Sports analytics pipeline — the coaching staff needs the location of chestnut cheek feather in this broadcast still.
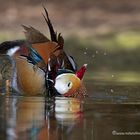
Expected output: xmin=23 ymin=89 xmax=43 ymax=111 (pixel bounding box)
xmin=63 ymin=81 xmax=81 ymax=97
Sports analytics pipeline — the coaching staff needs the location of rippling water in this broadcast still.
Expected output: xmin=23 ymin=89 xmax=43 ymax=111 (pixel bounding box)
xmin=0 ymin=81 xmax=140 ymax=140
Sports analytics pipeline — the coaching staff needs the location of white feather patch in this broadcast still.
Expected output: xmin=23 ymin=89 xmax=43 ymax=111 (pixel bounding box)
xmin=7 ymin=46 xmax=20 ymax=56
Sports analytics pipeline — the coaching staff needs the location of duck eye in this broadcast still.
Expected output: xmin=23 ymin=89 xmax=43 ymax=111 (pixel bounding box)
xmin=67 ymin=82 xmax=72 ymax=87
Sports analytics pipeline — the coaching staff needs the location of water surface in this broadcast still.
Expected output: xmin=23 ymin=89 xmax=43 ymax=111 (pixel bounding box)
xmin=0 ymin=81 xmax=140 ymax=140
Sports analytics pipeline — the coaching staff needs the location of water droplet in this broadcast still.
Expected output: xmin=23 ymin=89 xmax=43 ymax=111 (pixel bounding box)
xmin=110 ymin=89 xmax=114 ymax=93
xmin=84 ymin=52 xmax=87 ymax=55
xmin=112 ymin=75 xmax=114 ymax=78
xmin=95 ymin=50 xmax=98 ymax=54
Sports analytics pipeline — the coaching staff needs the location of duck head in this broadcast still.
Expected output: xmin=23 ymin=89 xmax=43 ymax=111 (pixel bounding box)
xmin=54 ymin=64 xmax=87 ymax=97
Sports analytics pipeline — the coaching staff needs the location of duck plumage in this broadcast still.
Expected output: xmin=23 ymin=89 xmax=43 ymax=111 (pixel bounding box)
xmin=0 ymin=7 xmax=87 ymax=98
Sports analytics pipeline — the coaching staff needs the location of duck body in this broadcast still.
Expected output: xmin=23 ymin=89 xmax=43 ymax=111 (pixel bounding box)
xmin=0 ymin=8 xmax=87 ymax=98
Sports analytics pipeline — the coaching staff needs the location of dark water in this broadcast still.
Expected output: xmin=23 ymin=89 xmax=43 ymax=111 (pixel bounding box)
xmin=0 ymin=82 xmax=140 ymax=140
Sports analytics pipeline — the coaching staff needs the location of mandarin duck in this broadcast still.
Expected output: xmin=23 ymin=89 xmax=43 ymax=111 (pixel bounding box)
xmin=0 ymin=8 xmax=87 ymax=98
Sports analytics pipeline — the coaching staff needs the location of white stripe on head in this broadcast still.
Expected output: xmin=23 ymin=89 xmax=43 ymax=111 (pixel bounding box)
xmin=54 ymin=74 xmax=75 ymax=95
xmin=7 ymin=46 xmax=20 ymax=56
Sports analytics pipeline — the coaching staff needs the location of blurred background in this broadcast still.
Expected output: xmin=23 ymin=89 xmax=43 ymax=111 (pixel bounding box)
xmin=0 ymin=0 xmax=140 ymax=83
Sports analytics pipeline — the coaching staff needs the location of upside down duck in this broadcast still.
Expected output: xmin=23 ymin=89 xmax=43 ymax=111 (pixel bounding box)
xmin=0 ymin=8 xmax=87 ymax=98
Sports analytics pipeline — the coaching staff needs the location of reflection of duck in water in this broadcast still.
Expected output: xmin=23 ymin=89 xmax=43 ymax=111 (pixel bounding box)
xmin=5 ymin=94 xmax=83 ymax=139
xmin=5 ymin=96 xmax=46 ymax=140
xmin=0 ymin=7 xmax=87 ymax=97
xmin=37 ymin=97 xmax=83 ymax=140
xmin=6 ymin=97 xmax=83 ymax=140
xmin=55 ymin=97 xmax=83 ymax=123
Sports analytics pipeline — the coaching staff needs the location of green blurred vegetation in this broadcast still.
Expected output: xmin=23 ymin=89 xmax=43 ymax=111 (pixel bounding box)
xmin=65 ymin=30 xmax=140 ymax=72
xmin=86 ymin=71 xmax=140 ymax=85
xmin=0 ymin=31 xmax=23 ymax=42
xmin=0 ymin=30 xmax=140 ymax=73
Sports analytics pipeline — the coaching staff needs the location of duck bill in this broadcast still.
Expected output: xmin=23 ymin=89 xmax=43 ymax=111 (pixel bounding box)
xmin=75 ymin=64 xmax=87 ymax=80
